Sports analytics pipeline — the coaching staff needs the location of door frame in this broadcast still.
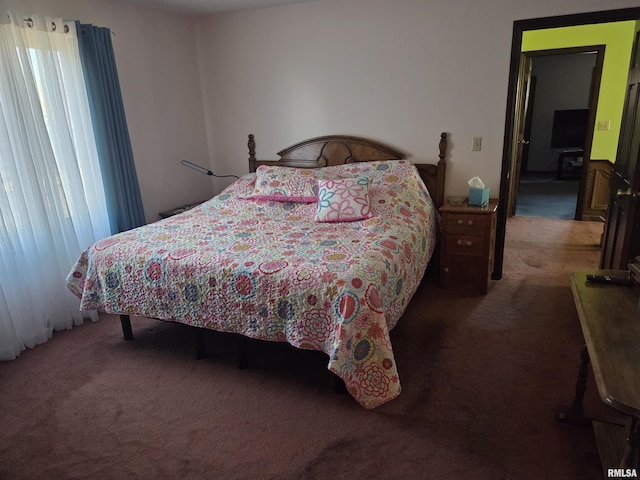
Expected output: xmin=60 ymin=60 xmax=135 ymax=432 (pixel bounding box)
xmin=509 ymin=46 xmax=604 ymax=219
xmin=494 ymin=6 xmax=640 ymax=280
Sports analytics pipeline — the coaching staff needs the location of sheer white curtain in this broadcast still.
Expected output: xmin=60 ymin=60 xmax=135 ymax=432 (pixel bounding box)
xmin=0 ymin=12 xmax=111 ymax=360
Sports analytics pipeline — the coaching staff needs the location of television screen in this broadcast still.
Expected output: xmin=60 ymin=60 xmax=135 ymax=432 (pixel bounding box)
xmin=550 ymin=109 xmax=589 ymax=149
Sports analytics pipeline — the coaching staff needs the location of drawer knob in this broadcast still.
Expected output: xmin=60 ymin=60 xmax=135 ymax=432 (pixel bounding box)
xmin=456 ymin=239 xmax=473 ymax=246
xmin=457 ymin=219 xmax=463 ymax=224
xmin=467 ymin=220 xmax=474 ymax=225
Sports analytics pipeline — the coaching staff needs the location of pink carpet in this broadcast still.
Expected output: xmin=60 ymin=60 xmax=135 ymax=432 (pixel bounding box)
xmin=0 ymin=217 xmax=612 ymax=479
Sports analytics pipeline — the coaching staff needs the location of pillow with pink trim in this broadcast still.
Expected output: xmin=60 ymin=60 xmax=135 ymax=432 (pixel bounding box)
xmin=314 ymin=177 xmax=371 ymax=222
xmin=244 ymin=165 xmax=318 ymax=202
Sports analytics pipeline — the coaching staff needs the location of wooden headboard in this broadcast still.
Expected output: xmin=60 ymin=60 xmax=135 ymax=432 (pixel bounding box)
xmin=248 ymin=133 xmax=447 ymax=208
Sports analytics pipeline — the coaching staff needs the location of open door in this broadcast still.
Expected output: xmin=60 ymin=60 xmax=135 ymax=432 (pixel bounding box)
xmin=495 ymin=7 xmax=640 ymax=282
xmin=507 ymin=55 xmax=533 ymax=216
xmin=507 ymin=47 xmax=602 ymax=220
xmin=601 ymin=30 xmax=640 ymax=269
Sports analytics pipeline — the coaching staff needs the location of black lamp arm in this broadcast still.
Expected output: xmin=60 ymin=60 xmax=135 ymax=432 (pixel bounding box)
xmin=181 ymin=160 xmax=239 ymax=179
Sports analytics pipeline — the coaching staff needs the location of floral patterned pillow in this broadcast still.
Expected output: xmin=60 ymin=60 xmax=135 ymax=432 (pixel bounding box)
xmin=314 ymin=177 xmax=371 ymax=222
xmin=244 ymin=165 xmax=318 ymax=202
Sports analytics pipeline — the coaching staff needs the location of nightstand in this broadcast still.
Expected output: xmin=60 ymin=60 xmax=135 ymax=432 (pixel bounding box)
xmin=158 ymin=201 xmax=205 ymax=219
xmin=439 ymin=198 xmax=498 ymax=295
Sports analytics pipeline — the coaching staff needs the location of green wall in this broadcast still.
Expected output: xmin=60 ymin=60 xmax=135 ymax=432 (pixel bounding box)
xmin=522 ymin=22 xmax=636 ymax=163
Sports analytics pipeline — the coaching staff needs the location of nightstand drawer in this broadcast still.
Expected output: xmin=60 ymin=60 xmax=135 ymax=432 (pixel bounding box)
xmin=445 ymin=235 xmax=485 ymax=256
xmin=446 ymin=214 xmax=488 ymax=235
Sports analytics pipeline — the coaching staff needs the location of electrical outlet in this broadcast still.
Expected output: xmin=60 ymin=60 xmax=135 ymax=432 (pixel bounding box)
xmin=597 ymin=120 xmax=611 ymax=131
xmin=472 ymin=137 xmax=482 ymax=152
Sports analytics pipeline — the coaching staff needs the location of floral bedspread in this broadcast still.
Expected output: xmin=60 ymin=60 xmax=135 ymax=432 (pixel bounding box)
xmin=67 ymin=160 xmax=437 ymax=408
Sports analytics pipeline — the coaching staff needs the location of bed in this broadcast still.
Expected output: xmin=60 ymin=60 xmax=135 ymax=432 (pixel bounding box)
xmin=66 ymin=133 xmax=447 ymax=409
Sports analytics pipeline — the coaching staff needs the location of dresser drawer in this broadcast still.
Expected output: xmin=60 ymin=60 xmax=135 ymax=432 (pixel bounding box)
xmin=445 ymin=234 xmax=486 ymax=256
xmin=446 ymin=214 xmax=488 ymax=235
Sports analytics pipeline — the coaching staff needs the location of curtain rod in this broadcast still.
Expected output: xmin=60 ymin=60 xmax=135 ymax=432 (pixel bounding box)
xmin=18 ymin=16 xmax=116 ymax=37
xmin=23 ymin=17 xmax=70 ymax=33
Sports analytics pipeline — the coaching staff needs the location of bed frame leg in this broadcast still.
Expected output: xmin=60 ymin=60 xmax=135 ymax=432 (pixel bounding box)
xmin=195 ymin=329 xmax=207 ymax=360
xmin=334 ymin=374 xmax=346 ymax=394
xmin=120 ymin=314 xmax=133 ymax=340
xmin=237 ymin=336 xmax=248 ymax=370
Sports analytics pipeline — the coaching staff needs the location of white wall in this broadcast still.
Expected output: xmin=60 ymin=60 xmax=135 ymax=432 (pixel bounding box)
xmin=195 ymin=0 xmax=640 ymax=198
xmin=1 ymin=0 xmax=213 ymax=222
xmin=4 ymin=0 xmax=640 ymax=212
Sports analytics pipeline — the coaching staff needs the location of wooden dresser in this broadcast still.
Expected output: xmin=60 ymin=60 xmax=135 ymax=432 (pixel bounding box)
xmin=562 ymin=271 xmax=640 ymax=476
xmin=439 ymin=199 xmax=498 ymax=295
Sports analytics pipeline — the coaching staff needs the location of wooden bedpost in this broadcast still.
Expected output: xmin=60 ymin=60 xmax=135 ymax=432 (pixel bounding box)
xmin=248 ymin=134 xmax=257 ymax=173
xmin=436 ymin=132 xmax=447 ymax=207
xmin=414 ymin=132 xmax=447 ymax=209
xmin=439 ymin=132 xmax=447 ymax=165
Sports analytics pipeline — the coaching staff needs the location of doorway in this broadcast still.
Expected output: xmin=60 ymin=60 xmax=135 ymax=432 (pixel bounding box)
xmin=515 ymin=50 xmax=599 ymax=220
xmin=494 ymin=7 xmax=640 ymax=280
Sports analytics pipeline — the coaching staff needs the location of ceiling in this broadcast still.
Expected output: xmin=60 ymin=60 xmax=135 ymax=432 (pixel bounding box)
xmin=121 ymin=0 xmax=316 ymax=15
